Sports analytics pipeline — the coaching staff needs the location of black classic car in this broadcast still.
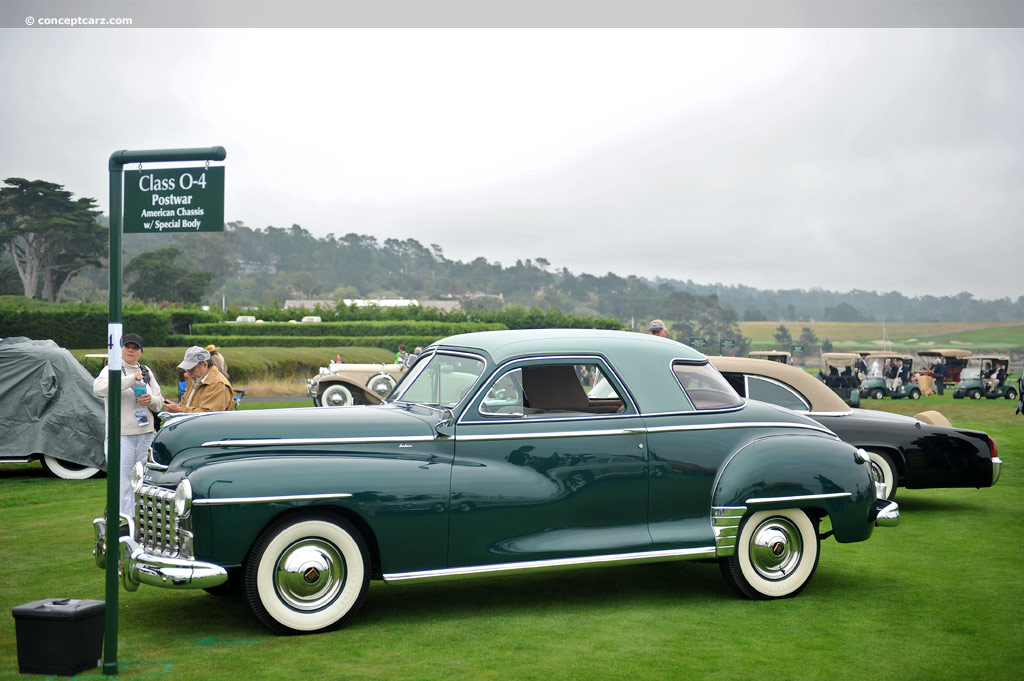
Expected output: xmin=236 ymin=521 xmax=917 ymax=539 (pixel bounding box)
xmin=709 ymin=356 xmax=1001 ymax=500
xmin=95 ymin=330 xmax=898 ymax=635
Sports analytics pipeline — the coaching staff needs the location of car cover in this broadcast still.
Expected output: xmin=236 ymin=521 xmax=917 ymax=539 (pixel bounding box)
xmin=0 ymin=337 xmax=106 ymax=470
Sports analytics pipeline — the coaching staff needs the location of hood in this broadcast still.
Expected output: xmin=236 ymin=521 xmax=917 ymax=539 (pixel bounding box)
xmin=151 ymin=403 xmax=441 ymax=466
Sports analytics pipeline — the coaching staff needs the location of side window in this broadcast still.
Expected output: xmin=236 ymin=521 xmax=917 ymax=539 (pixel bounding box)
xmin=747 ymin=375 xmax=810 ymax=412
xmin=672 ymin=362 xmax=743 ymax=410
xmin=479 ymin=363 xmax=626 ymax=417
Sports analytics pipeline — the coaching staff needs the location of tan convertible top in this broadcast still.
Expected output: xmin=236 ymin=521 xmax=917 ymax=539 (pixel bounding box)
xmin=709 ymin=355 xmax=850 ymax=413
xmin=918 ymin=349 xmax=973 ymax=359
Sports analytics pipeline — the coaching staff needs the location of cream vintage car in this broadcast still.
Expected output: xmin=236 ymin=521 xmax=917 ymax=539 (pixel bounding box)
xmin=307 ymin=359 xmax=407 ymax=407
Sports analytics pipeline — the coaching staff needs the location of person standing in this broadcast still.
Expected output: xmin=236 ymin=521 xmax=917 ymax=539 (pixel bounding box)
xmin=932 ymin=358 xmax=947 ymax=396
xmin=205 ymin=343 xmax=229 ymax=380
xmin=164 ymin=346 xmax=235 ymax=413
xmin=92 ymin=333 xmax=165 ymax=518
xmin=649 ymin=319 xmax=667 ymax=337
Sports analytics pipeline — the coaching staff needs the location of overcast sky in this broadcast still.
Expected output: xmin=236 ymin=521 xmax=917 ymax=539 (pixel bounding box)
xmin=1 ymin=23 xmax=1021 ymax=300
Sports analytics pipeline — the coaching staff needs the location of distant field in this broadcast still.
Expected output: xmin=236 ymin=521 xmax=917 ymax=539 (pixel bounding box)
xmin=740 ymin=321 xmax=1024 ymax=351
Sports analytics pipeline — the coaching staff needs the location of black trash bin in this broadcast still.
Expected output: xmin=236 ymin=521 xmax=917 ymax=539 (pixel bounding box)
xmin=11 ymin=598 xmax=104 ymax=676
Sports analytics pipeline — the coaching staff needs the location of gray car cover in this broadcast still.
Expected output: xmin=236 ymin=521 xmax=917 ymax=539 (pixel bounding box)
xmin=0 ymin=337 xmax=106 ymax=470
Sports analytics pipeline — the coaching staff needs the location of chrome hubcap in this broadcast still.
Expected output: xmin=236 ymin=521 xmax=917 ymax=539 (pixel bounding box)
xmin=274 ymin=539 xmax=346 ymax=611
xmin=749 ymin=517 xmax=802 ymax=581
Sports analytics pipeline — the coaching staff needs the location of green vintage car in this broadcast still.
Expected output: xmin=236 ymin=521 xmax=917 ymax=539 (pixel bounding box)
xmin=94 ymin=329 xmax=898 ymax=635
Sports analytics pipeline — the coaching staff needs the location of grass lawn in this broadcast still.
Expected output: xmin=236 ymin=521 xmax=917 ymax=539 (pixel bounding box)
xmin=1 ymin=398 xmax=1021 ymax=680
xmin=740 ymin=320 xmax=1024 ymax=351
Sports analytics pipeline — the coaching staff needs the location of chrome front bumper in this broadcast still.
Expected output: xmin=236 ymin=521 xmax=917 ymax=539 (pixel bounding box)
xmin=993 ymin=456 xmax=1002 ymax=486
xmin=93 ymin=516 xmax=228 ymax=591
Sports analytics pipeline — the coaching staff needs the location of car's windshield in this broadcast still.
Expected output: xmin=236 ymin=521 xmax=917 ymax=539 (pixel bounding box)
xmin=391 ymin=352 xmax=485 ymax=408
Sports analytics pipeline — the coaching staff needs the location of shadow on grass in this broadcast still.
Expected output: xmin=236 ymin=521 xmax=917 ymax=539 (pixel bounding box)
xmin=894 ymin=495 xmax=981 ymax=512
xmin=358 ymin=560 xmax=729 ymax=624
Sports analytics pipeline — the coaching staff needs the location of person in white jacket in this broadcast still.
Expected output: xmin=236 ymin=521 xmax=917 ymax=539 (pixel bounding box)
xmin=92 ymin=333 xmax=165 ymax=518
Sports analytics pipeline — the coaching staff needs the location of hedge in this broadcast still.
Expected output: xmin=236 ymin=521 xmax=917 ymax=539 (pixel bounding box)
xmin=189 ymin=320 xmax=507 ymax=337
xmin=167 ymin=334 xmax=443 ymax=352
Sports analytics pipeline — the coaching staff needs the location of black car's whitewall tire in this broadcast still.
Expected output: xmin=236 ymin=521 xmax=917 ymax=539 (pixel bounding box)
xmin=721 ymin=509 xmax=819 ymax=599
xmin=245 ymin=514 xmax=370 ymax=635
xmin=866 ymin=451 xmax=897 ymax=500
xmin=41 ymin=455 xmax=101 ymax=480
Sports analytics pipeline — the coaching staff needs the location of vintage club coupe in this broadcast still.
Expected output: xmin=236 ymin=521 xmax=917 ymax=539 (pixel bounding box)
xmin=94 ymin=330 xmax=898 ymax=634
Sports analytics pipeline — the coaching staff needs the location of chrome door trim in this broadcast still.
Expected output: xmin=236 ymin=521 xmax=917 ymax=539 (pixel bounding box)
xmin=193 ymin=492 xmax=353 ymax=506
xmin=383 ymin=546 xmax=718 ymax=582
xmin=201 ymin=435 xmax=438 ymax=448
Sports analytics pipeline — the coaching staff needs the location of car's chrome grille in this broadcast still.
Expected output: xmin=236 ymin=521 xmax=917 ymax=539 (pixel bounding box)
xmin=134 ymin=483 xmax=189 ymax=559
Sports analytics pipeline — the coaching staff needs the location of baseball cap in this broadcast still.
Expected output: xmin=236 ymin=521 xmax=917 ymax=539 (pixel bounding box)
xmin=121 ymin=333 xmax=144 ymax=349
xmin=649 ymin=319 xmax=666 ymax=332
xmin=178 ymin=345 xmax=211 ymax=370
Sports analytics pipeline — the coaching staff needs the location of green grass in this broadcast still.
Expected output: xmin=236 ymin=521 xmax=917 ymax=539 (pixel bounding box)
xmin=741 ymin=321 xmax=1024 ymax=350
xmin=2 ymin=400 xmax=1021 ymax=680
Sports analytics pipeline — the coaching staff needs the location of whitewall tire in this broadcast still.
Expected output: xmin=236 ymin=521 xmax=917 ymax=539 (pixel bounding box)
xmin=721 ymin=509 xmax=820 ymax=599
xmin=866 ymin=451 xmax=897 ymax=500
xmin=244 ymin=514 xmax=370 ymax=635
xmin=41 ymin=455 xmax=102 ymax=480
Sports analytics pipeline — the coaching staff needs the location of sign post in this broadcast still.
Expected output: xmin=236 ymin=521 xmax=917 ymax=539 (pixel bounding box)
xmin=104 ymin=147 xmax=225 ymax=675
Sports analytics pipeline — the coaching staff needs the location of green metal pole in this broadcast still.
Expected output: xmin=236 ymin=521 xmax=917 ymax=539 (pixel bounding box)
xmin=103 ymin=155 xmax=123 ymax=676
xmin=102 ymin=146 xmax=225 ymax=675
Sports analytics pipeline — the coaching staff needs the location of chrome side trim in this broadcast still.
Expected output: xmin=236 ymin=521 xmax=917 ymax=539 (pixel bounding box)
xmin=646 ymin=421 xmax=833 ymax=436
xmin=712 ymin=506 xmax=746 ymax=557
xmin=146 ymin=461 xmax=169 ymax=472
xmin=455 ymin=428 xmax=644 ymax=443
xmin=745 ymin=492 xmax=853 ymax=505
xmin=808 ymin=410 xmax=855 ymax=417
xmin=201 ymin=435 xmax=436 ymax=448
xmin=383 ymin=546 xmax=718 ymax=582
xmin=193 ymin=492 xmax=353 ymax=506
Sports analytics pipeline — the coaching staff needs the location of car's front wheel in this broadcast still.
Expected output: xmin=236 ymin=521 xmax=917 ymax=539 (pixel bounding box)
xmin=720 ymin=509 xmax=819 ymax=599
xmin=871 ymin=388 xmax=885 ymax=400
xmin=244 ymin=513 xmax=370 ymax=635
xmin=320 ymin=383 xmax=354 ymax=407
xmin=41 ymin=455 xmax=102 ymax=480
xmin=1005 ymin=387 xmax=1018 ymax=401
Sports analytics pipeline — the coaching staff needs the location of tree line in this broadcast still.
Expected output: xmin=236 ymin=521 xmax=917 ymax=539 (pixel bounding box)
xmin=3 ymin=177 xmax=1022 ymax=331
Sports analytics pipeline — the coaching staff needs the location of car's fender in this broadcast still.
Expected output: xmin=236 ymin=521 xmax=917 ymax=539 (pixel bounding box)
xmin=712 ymin=433 xmax=877 ymax=543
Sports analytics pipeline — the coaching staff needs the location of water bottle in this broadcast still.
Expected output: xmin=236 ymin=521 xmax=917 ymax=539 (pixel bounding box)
xmin=133 ymin=376 xmax=147 ymax=402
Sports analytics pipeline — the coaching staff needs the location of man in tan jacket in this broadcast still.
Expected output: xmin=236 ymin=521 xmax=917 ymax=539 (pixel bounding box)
xmin=163 ymin=346 xmax=235 ymax=413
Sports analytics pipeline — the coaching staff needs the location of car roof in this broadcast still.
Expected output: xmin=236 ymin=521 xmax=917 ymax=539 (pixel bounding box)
xmin=708 ymin=355 xmax=852 ymax=413
xmin=430 ymin=329 xmax=708 ymax=413
xmin=918 ymin=348 xmax=973 ymax=358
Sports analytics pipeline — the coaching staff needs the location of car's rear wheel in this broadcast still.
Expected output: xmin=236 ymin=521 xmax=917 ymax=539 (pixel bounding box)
xmin=908 ymin=388 xmax=921 ymax=400
xmin=320 ymin=383 xmax=354 ymax=407
xmin=41 ymin=455 xmax=102 ymax=480
xmin=244 ymin=513 xmax=370 ymax=635
xmin=866 ymin=451 xmax=897 ymax=500
xmin=969 ymin=388 xmax=982 ymax=400
xmin=1005 ymin=387 xmax=1018 ymax=401
xmin=720 ymin=509 xmax=819 ymax=599
xmin=871 ymin=388 xmax=885 ymax=400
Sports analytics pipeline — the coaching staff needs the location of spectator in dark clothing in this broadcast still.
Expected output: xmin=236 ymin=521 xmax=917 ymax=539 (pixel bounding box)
xmin=932 ymin=359 xmax=947 ymax=395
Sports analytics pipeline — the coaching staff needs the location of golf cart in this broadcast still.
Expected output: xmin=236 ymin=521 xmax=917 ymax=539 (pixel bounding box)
xmin=918 ymin=349 xmax=972 ymax=387
xmin=818 ymin=352 xmax=861 ymax=407
xmin=748 ymin=350 xmax=791 ymax=364
xmin=953 ymin=355 xmax=1016 ymax=400
xmin=861 ymin=352 xmax=921 ymax=400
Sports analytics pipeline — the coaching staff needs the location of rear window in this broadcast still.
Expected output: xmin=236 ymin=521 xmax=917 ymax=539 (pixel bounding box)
xmin=672 ymin=362 xmax=744 ymax=410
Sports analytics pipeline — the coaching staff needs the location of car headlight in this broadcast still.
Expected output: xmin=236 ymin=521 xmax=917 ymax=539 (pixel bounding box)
xmin=173 ymin=478 xmax=193 ymax=518
xmin=130 ymin=461 xmax=146 ymax=492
